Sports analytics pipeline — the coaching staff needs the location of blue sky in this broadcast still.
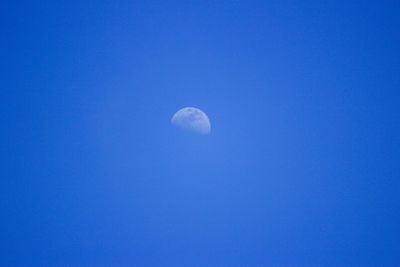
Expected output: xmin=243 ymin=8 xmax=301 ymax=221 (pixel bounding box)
xmin=1 ymin=0 xmax=400 ymax=266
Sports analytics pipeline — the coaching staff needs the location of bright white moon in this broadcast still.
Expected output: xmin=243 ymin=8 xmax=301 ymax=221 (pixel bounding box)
xmin=171 ymin=107 xmax=211 ymax=135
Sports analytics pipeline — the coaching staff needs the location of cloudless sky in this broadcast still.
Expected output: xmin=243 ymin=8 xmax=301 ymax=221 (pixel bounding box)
xmin=1 ymin=0 xmax=400 ymax=266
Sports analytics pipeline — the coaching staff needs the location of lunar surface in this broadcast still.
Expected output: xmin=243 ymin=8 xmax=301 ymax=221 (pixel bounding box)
xmin=171 ymin=107 xmax=211 ymax=134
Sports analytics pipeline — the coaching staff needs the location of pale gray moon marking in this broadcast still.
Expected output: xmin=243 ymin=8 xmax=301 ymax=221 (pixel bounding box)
xmin=171 ymin=107 xmax=211 ymax=134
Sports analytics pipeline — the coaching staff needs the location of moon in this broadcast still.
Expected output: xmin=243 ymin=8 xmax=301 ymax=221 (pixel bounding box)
xmin=171 ymin=107 xmax=211 ymax=135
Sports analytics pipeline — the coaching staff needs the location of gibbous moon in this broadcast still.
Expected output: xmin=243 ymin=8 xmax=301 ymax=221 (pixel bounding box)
xmin=171 ymin=107 xmax=211 ymax=135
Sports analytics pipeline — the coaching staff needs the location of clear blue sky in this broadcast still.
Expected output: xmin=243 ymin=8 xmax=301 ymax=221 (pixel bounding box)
xmin=1 ymin=0 xmax=400 ymax=266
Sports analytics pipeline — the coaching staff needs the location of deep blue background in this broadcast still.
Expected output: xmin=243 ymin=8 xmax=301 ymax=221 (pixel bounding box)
xmin=1 ymin=0 xmax=400 ymax=266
